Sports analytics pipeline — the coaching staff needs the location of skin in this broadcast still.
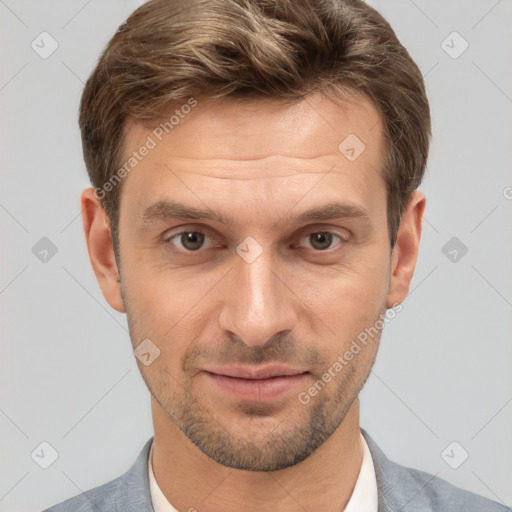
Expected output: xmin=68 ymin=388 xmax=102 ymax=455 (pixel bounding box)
xmin=82 ymin=92 xmax=425 ymax=512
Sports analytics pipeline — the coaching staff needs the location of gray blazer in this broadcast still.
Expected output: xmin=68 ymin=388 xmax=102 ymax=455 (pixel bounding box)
xmin=43 ymin=429 xmax=510 ymax=511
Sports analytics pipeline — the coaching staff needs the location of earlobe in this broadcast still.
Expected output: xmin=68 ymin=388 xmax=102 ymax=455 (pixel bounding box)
xmin=386 ymin=190 xmax=426 ymax=308
xmin=81 ymin=188 xmax=125 ymax=313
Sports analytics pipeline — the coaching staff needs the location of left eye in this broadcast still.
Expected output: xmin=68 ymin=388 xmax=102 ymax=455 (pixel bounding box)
xmin=168 ymin=231 xmax=213 ymax=251
xmin=297 ymin=232 xmax=344 ymax=251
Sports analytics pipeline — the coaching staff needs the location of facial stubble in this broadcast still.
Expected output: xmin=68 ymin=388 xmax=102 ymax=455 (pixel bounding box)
xmin=121 ymin=281 xmax=385 ymax=472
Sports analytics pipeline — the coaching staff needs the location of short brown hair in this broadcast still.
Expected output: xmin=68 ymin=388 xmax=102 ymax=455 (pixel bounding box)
xmin=79 ymin=0 xmax=431 ymax=259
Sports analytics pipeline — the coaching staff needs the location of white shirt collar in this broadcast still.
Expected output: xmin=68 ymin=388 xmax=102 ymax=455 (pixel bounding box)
xmin=344 ymin=432 xmax=379 ymax=512
xmin=148 ymin=432 xmax=378 ymax=511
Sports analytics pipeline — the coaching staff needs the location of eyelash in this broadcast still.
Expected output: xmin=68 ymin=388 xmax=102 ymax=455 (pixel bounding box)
xmin=163 ymin=228 xmax=349 ymax=253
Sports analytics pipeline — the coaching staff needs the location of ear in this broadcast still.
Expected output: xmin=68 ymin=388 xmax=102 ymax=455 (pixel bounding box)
xmin=81 ymin=188 xmax=125 ymax=313
xmin=386 ymin=190 xmax=426 ymax=308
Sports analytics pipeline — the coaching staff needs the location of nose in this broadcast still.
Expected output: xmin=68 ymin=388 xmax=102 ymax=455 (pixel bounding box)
xmin=218 ymin=244 xmax=298 ymax=347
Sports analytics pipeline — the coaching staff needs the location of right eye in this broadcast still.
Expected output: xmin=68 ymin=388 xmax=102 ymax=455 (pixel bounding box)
xmin=165 ymin=230 xmax=214 ymax=252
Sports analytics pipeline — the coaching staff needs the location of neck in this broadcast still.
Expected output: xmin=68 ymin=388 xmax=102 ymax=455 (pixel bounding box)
xmin=151 ymin=396 xmax=363 ymax=512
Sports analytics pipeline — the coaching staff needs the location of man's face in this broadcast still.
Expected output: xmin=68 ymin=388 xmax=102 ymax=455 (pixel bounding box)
xmin=116 ymin=93 xmax=392 ymax=470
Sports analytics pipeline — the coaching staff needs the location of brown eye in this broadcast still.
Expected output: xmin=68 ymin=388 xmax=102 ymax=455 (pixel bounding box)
xmin=168 ymin=231 xmax=211 ymax=251
xmin=309 ymin=232 xmax=333 ymax=250
xmin=297 ymin=231 xmax=345 ymax=251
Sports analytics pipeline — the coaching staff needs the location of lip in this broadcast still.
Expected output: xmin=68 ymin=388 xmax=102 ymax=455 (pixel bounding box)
xmin=202 ymin=364 xmax=307 ymax=380
xmin=202 ymin=365 xmax=309 ymax=402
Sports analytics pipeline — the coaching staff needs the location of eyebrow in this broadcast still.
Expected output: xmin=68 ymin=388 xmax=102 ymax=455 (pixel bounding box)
xmin=139 ymin=200 xmax=372 ymax=229
xmin=291 ymin=202 xmax=372 ymax=226
xmin=139 ymin=200 xmax=234 ymax=228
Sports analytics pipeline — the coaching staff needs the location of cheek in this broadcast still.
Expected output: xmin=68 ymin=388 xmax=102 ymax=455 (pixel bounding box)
xmin=123 ymin=271 xmax=216 ymax=359
xmin=124 ymin=254 xmax=208 ymax=315
xmin=296 ymin=256 xmax=389 ymax=325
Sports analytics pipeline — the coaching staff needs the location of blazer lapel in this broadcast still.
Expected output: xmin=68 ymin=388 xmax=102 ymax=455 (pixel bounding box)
xmin=361 ymin=429 xmax=434 ymax=512
xmin=115 ymin=437 xmax=155 ymax=512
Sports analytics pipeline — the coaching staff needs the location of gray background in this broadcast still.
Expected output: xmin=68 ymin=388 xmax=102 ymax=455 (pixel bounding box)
xmin=1 ymin=0 xmax=511 ymax=511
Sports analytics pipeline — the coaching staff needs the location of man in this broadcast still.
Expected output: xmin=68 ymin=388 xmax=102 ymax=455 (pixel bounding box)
xmin=44 ymin=0 xmax=509 ymax=511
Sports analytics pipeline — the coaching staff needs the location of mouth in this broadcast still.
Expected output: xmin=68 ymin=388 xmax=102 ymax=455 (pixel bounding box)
xmin=202 ymin=364 xmax=309 ymax=401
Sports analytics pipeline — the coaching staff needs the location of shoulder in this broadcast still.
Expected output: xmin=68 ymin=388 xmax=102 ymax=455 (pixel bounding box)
xmin=403 ymin=464 xmax=510 ymax=511
xmin=42 ymin=438 xmax=154 ymax=512
xmin=361 ymin=429 xmax=510 ymax=512
xmin=42 ymin=475 xmax=122 ymax=512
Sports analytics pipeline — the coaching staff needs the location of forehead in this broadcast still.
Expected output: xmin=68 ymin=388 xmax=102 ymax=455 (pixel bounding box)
xmin=119 ymin=93 xmax=386 ymax=216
